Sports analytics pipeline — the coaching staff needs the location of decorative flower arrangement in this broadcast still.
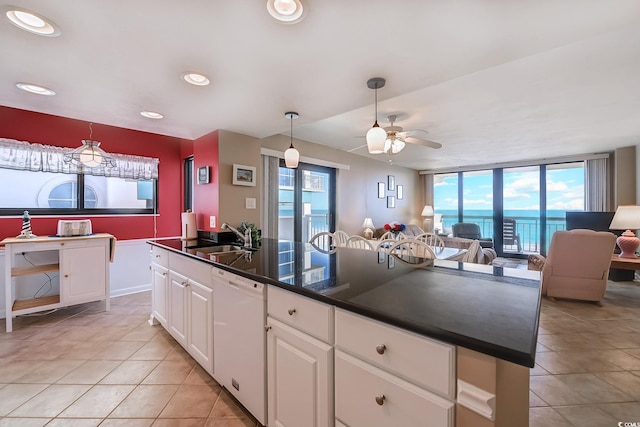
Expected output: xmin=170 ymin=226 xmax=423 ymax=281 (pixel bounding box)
xmin=383 ymin=221 xmax=406 ymax=233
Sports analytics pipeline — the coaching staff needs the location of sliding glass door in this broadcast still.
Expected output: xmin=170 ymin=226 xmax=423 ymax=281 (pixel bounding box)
xmin=277 ymin=161 xmax=336 ymax=243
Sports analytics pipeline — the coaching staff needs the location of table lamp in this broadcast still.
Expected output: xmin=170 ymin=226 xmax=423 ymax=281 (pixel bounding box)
xmin=362 ymin=217 xmax=375 ymax=240
xmin=609 ymin=205 xmax=640 ymax=258
xmin=421 ymin=205 xmax=434 ymax=231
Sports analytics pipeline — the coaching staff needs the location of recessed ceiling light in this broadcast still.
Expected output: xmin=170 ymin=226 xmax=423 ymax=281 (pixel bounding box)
xmin=5 ymin=7 xmax=60 ymax=36
xmin=16 ymin=82 xmax=56 ymax=96
xmin=181 ymin=72 xmax=210 ymax=86
xmin=266 ymin=0 xmax=305 ymax=23
xmin=140 ymin=111 xmax=164 ymax=119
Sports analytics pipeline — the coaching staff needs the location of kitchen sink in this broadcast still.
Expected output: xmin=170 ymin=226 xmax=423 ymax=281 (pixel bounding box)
xmin=191 ymin=245 xmax=244 ymax=253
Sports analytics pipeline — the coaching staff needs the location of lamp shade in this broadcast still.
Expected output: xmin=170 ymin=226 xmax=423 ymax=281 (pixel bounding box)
xmin=609 ymin=206 xmax=640 ymax=230
xmin=284 ymin=146 xmax=299 ymax=168
xmin=362 ymin=217 xmax=375 ymax=229
xmin=610 ymin=205 xmax=640 ymax=258
xmin=366 ymin=125 xmax=386 ymax=154
xmin=421 ymin=205 xmax=434 ymax=217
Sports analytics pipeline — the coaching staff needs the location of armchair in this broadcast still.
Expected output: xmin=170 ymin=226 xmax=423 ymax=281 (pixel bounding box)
xmin=452 ymin=222 xmax=493 ymax=249
xmin=539 ymin=229 xmax=617 ymax=304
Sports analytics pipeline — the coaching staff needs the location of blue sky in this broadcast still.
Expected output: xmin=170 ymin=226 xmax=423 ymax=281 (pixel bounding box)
xmin=434 ymin=165 xmax=585 ymax=211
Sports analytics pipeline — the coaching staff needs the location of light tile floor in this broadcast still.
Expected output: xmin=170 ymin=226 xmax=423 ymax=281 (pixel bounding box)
xmin=0 ymin=292 xmax=258 ymax=427
xmin=0 ymin=280 xmax=639 ymax=426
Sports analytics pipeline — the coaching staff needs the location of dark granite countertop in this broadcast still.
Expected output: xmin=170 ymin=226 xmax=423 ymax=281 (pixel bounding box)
xmin=148 ymin=237 xmax=541 ymax=367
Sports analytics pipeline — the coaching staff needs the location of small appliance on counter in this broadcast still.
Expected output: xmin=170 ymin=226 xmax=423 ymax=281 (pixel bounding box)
xmin=57 ymin=219 xmax=92 ymax=237
xmin=197 ymin=229 xmax=236 ymax=244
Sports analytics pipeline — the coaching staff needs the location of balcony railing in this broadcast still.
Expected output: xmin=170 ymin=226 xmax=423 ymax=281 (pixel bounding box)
xmin=442 ymin=214 xmax=567 ymax=254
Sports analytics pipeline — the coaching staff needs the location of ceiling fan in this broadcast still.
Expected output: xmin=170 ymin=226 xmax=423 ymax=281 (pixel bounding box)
xmin=349 ymin=114 xmax=442 ymax=154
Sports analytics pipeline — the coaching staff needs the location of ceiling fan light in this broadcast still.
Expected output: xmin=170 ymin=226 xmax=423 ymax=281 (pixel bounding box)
xmin=366 ymin=125 xmax=386 ymax=154
xmin=392 ymin=139 xmax=406 ymax=154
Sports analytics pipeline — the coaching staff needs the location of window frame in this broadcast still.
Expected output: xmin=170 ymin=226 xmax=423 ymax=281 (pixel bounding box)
xmin=0 ymin=171 xmax=159 ymax=216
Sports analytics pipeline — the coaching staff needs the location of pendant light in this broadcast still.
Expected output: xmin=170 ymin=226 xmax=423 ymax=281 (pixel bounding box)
xmin=284 ymin=111 xmax=300 ymax=168
xmin=63 ymin=122 xmax=116 ymax=168
xmin=365 ymin=77 xmax=387 ymax=154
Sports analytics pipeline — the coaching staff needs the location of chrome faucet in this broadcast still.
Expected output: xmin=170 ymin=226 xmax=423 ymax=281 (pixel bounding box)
xmin=221 ymin=223 xmax=252 ymax=248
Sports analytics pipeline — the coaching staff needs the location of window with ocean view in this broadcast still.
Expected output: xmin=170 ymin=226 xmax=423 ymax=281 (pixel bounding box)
xmin=433 ymin=161 xmax=585 ymax=257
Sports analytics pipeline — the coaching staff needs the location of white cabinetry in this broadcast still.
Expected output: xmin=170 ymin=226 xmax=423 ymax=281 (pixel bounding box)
xmin=2 ymin=234 xmax=113 ymax=333
xmin=164 ymin=252 xmax=214 ymax=375
xmin=334 ymin=309 xmax=455 ymax=427
xmin=267 ymin=285 xmax=334 ymax=427
xmin=149 ymin=246 xmax=169 ymax=327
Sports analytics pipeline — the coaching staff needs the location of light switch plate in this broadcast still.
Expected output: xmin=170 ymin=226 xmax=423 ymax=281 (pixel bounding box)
xmin=209 ymin=216 xmax=216 ymax=228
xmin=246 ymin=198 xmax=256 ymax=209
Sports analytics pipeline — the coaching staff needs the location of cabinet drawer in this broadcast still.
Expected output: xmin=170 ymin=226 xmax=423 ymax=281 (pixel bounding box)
xmin=335 ymin=350 xmax=454 ymax=427
xmin=151 ymin=245 xmax=169 ymax=267
xmin=268 ymin=285 xmax=333 ymax=343
xmin=335 ymin=309 xmax=455 ymax=399
xmin=12 ymin=238 xmax=89 ymax=253
xmin=169 ymin=252 xmax=212 ymax=287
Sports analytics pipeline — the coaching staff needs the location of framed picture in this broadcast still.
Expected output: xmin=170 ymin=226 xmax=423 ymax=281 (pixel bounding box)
xmin=232 ymin=164 xmax=256 ymax=186
xmin=387 ymin=196 xmax=395 ymax=208
xmin=378 ymin=182 xmax=385 ymax=198
xmin=397 ymin=185 xmax=403 ymax=200
xmin=378 ymin=251 xmax=385 ymax=264
xmin=388 ymin=254 xmax=395 ymax=269
xmin=197 ymin=166 xmax=210 ymax=184
xmin=388 ymin=175 xmax=395 ymax=191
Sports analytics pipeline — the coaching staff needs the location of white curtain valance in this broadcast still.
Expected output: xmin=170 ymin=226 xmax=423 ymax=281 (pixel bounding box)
xmin=0 ymin=138 xmax=159 ymax=179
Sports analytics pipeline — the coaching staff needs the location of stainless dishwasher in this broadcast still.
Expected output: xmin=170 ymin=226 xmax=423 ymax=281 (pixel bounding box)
xmin=213 ymin=268 xmax=266 ymax=425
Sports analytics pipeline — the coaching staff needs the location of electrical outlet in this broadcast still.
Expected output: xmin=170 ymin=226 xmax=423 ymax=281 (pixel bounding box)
xmin=245 ymin=198 xmax=256 ymax=209
xmin=210 ymin=216 xmax=216 ymax=228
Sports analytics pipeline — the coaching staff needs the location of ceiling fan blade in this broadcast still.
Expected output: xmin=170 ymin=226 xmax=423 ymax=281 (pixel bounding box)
xmin=347 ymin=144 xmax=367 ymax=153
xmin=404 ymin=136 xmax=442 ymax=149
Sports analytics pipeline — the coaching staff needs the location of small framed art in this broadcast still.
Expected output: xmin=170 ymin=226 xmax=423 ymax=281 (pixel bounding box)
xmin=397 ymin=185 xmax=404 ymax=200
xmin=378 ymin=182 xmax=385 ymax=198
xmin=388 ymin=175 xmax=395 ymax=191
xmin=387 ymin=196 xmax=395 ymax=208
xmin=232 ymin=164 xmax=256 ymax=186
xmin=197 ymin=166 xmax=210 ymax=184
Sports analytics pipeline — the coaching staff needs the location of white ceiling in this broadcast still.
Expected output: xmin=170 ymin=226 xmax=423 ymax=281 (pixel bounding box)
xmin=1 ymin=0 xmax=640 ymax=170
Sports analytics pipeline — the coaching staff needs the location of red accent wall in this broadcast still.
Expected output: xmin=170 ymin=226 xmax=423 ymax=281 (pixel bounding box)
xmin=0 ymin=106 xmax=185 ymax=241
xmin=193 ymin=131 xmax=219 ymax=230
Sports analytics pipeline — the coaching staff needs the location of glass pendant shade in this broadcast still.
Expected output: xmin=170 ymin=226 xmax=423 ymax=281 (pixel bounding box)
xmin=284 ymin=145 xmax=299 ymax=168
xmin=64 ymin=140 xmax=116 ymax=168
xmin=283 ymin=111 xmax=300 ymax=168
xmin=366 ymin=124 xmax=387 ymax=154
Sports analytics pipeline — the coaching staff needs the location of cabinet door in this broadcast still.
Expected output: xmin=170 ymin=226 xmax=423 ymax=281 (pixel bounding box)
xmin=267 ymin=317 xmax=333 ymax=427
xmin=151 ymin=263 xmax=169 ymax=326
xmin=187 ymin=280 xmax=213 ymax=374
xmin=61 ymin=245 xmax=107 ymax=305
xmin=168 ymin=271 xmax=188 ymax=347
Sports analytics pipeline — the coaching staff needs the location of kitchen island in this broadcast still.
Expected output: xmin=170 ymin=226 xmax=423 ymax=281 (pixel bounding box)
xmin=148 ymin=237 xmax=541 ymax=427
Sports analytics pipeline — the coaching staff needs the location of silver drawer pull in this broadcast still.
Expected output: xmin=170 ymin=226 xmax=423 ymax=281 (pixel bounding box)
xmin=376 ymin=344 xmax=387 ymax=355
xmin=155 ymin=254 xmax=161 ymax=258
xmin=375 ymin=394 xmax=385 ymax=405
xmin=162 ymin=272 xmax=167 ymax=277
xmin=288 ymin=308 xmax=296 ymax=316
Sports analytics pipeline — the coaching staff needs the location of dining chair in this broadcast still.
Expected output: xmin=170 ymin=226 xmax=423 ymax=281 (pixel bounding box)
xmin=388 ymin=238 xmax=436 ymax=265
xmin=333 ymin=230 xmax=350 ymax=247
xmin=346 ymin=235 xmax=374 ymax=250
xmin=375 ymin=238 xmax=398 ymax=253
xmin=415 ymin=232 xmax=445 ymax=251
xmin=309 ymin=231 xmax=338 ymax=253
